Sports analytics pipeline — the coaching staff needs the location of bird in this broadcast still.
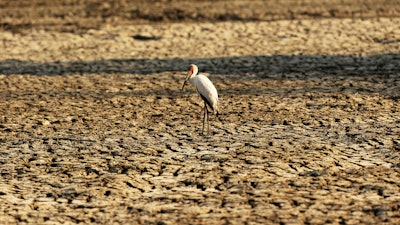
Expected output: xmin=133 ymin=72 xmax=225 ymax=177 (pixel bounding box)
xmin=181 ymin=64 xmax=219 ymax=134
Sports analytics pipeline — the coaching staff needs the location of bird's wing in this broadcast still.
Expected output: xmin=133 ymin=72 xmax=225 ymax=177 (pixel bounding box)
xmin=195 ymin=75 xmax=219 ymax=112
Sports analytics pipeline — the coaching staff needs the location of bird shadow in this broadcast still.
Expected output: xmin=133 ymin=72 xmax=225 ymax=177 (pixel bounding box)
xmin=0 ymin=53 xmax=398 ymax=76
xmin=0 ymin=53 xmax=399 ymax=97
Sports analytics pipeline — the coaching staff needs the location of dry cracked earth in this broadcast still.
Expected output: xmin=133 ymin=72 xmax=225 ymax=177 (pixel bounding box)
xmin=0 ymin=0 xmax=400 ymax=224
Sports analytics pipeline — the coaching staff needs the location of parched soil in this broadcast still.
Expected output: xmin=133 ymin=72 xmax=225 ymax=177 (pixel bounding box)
xmin=1 ymin=0 xmax=400 ymax=33
xmin=0 ymin=1 xmax=400 ymax=224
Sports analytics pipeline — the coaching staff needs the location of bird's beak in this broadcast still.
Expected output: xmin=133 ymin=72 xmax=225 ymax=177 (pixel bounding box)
xmin=181 ymin=80 xmax=187 ymax=91
xmin=181 ymin=70 xmax=192 ymax=91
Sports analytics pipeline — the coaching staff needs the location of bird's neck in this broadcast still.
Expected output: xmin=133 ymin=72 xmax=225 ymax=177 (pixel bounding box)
xmin=189 ymin=72 xmax=198 ymax=80
xmin=187 ymin=73 xmax=198 ymax=85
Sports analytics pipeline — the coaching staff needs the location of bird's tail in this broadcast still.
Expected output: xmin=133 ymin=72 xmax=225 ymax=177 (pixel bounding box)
xmin=214 ymin=102 xmax=220 ymax=118
xmin=215 ymin=109 xmax=222 ymax=122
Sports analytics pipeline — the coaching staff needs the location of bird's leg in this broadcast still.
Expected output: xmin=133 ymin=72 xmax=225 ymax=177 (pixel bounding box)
xmin=206 ymin=107 xmax=210 ymax=134
xmin=202 ymin=102 xmax=207 ymax=134
xmin=203 ymin=102 xmax=210 ymax=134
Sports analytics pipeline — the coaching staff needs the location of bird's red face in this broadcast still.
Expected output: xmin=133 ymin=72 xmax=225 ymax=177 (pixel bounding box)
xmin=186 ymin=64 xmax=198 ymax=79
xmin=182 ymin=64 xmax=198 ymax=91
xmin=186 ymin=65 xmax=195 ymax=80
xmin=188 ymin=64 xmax=198 ymax=76
xmin=189 ymin=65 xmax=195 ymax=73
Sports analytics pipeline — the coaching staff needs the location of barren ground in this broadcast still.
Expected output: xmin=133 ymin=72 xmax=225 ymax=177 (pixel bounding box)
xmin=0 ymin=0 xmax=400 ymax=224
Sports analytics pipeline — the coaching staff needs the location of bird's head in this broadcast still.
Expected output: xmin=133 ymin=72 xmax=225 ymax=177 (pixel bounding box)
xmin=181 ymin=64 xmax=199 ymax=91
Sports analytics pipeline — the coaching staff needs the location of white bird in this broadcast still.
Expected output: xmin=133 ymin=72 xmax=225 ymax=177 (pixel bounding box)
xmin=181 ymin=64 xmax=219 ymax=134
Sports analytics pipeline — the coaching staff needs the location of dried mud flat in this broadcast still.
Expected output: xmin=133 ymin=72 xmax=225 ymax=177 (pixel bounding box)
xmin=1 ymin=1 xmax=400 ymax=224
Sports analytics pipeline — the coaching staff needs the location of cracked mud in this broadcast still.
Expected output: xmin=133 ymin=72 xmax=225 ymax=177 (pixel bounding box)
xmin=0 ymin=0 xmax=400 ymax=224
